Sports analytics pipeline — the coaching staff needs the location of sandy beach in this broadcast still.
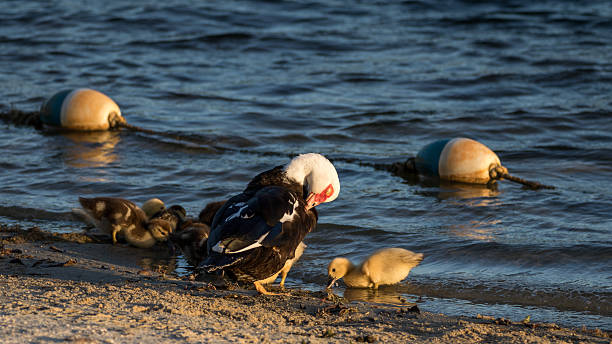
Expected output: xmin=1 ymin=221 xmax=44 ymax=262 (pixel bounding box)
xmin=0 ymin=223 xmax=609 ymax=344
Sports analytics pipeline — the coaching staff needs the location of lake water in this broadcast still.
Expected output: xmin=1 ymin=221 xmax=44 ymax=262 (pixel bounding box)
xmin=1 ymin=0 xmax=610 ymax=330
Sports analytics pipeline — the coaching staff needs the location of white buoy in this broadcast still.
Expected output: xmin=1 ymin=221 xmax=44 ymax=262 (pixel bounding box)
xmin=40 ymin=88 xmax=125 ymax=130
xmin=415 ymin=138 xmax=502 ymax=184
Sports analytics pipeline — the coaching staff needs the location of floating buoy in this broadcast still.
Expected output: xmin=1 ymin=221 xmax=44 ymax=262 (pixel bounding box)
xmin=385 ymin=137 xmax=555 ymax=189
xmin=2 ymin=87 xmax=213 ymax=146
xmin=416 ymin=138 xmax=501 ymax=184
xmin=39 ymin=88 xmax=125 ymax=130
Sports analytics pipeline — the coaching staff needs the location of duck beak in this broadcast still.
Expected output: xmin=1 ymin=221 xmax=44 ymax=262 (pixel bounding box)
xmin=305 ymin=193 xmax=318 ymax=210
xmin=326 ymin=277 xmax=338 ymax=289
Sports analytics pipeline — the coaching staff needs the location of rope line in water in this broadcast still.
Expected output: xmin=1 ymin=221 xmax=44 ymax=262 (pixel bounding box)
xmin=116 ymin=122 xmax=235 ymax=154
xmin=385 ymin=158 xmax=418 ymax=175
xmin=117 ymin=122 xmax=168 ymax=137
xmin=489 ymin=165 xmax=555 ymax=190
xmin=500 ymin=173 xmax=555 ymax=190
xmin=1 ymin=109 xmax=556 ymax=190
xmin=0 ymin=109 xmax=43 ymax=129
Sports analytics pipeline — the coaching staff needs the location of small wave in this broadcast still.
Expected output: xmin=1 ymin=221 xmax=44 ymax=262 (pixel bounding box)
xmin=0 ymin=205 xmax=75 ymax=223
xmin=428 ymin=241 xmax=612 ymax=268
xmin=531 ymin=58 xmax=597 ymax=68
xmin=405 ymin=277 xmax=612 ymax=317
xmin=338 ymin=73 xmax=387 ymax=83
xmin=472 ymin=39 xmax=512 ymax=49
xmin=531 ymin=68 xmax=601 ymax=86
xmin=197 ymin=32 xmax=253 ymax=43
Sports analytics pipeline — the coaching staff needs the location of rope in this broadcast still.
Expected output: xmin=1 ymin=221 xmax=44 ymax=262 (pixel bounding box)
xmin=115 ymin=121 xmax=161 ymax=136
xmin=111 ymin=122 xmax=565 ymax=191
xmin=116 ymin=122 xmax=413 ymax=176
xmin=1 ymin=108 xmax=556 ymax=191
xmin=489 ymin=165 xmax=555 ymax=190
xmin=386 ymin=157 xmax=418 ymax=175
xmin=115 ymin=121 xmax=226 ymax=154
xmin=107 ymin=111 xmax=126 ymax=128
xmin=0 ymin=109 xmax=43 ymax=129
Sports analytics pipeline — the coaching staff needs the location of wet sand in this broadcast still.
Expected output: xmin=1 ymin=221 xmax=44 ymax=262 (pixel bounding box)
xmin=0 ymin=224 xmax=609 ymax=344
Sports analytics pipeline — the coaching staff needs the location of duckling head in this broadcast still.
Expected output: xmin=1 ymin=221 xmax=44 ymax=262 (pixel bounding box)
xmin=147 ymin=218 xmax=173 ymax=242
xmin=326 ymin=257 xmax=353 ymax=289
xmin=141 ymin=198 xmax=165 ymax=218
xmin=168 ymin=205 xmax=187 ymax=222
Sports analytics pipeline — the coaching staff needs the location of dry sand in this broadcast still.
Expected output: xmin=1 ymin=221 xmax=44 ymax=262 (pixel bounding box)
xmin=0 ymin=224 xmax=609 ymax=344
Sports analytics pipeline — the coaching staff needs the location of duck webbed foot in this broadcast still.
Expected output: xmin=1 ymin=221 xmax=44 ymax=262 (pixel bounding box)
xmin=254 ymin=281 xmax=288 ymax=296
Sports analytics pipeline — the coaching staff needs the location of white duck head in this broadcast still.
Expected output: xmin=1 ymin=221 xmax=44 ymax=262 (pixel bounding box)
xmin=284 ymin=153 xmax=340 ymax=209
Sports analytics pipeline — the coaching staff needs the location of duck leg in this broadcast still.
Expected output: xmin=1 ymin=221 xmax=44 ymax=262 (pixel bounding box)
xmin=111 ymin=225 xmax=121 ymax=244
xmin=279 ymin=270 xmax=289 ymax=289
xmin=254 ymin=281 xmax=286 ymax=296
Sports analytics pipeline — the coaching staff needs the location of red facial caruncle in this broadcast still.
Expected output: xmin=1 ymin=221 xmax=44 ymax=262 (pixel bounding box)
xmin=305 ymin=184 xmax=334 ymax=210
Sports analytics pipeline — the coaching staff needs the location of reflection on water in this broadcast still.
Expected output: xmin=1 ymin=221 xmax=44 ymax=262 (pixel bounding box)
xmin=411 ymin=178 xmax=502 ymax=203
xmin=341 ymin=286 xmax=418 ymax=308
xmin=139 ymin=254 xmax=178 ymax=275
xmin=437 ymin=181 xmax=500 ymax=202
xmin=448 ymin=219 xmax=503 ymax=242
xmin=60 ymin=131 xmax=120 ymax=169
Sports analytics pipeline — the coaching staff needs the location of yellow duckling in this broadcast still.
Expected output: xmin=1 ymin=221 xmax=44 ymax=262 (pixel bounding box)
xmin=327 ymin=247 xmax=423 ymax=289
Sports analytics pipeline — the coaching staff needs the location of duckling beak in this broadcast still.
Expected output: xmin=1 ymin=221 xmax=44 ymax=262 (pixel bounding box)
xmin=326 ymin=277 xmax=338 ymax=289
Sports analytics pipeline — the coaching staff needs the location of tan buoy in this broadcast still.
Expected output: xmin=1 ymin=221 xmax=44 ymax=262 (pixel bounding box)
xmin=438 ymin=138 xmax=502 ymax=184
xmin=39 ymin=88 xmax=125 ymax=130
xmin=413 ymin=137 xmax=554 ymax=189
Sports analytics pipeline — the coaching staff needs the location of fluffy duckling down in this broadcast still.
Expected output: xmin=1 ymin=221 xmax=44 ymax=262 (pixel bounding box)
xmin=141 ymin=198 xmax=166 ymax=219
xmin=147 ymin=205 xmax=187 ymax=242
xmin=72 ymin=197 xmax=165 ymax=248
xmin=170 ymin=220 xmax=211 ymax=266
xmin=327 ymin=247 xmax=423 ymax=289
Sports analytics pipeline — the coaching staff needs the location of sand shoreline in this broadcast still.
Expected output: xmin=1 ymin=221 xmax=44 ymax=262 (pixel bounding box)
xmin=0 ymin=224 xmax=609 ymax=343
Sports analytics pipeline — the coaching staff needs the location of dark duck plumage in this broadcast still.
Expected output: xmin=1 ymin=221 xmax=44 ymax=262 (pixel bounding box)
xmin=169 ymin=200 xmax=225 ymax=266
xmin=170 ymin=220 xmax=211 ymax=266
xmin=200 ymin=153 xmax=340 ymax=295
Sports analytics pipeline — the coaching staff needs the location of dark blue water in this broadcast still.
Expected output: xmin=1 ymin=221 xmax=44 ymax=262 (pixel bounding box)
xmin=1 ymin=0 xmax=611 ymax=330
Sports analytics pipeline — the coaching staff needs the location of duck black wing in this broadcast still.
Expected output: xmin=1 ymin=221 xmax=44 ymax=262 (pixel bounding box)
xmin=201 ymin=186 xmax=308 ymax=277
